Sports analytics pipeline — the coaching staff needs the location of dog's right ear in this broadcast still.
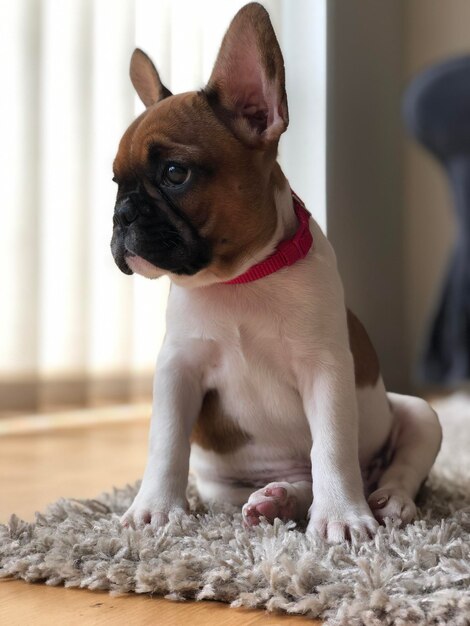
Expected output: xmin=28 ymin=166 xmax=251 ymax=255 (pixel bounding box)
xmin=130 ymin=48 xmax=172 ymax=108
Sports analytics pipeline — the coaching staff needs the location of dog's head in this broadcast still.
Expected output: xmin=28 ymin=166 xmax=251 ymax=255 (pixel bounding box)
xmin=111 ymin=2 xmax=289 ymax=286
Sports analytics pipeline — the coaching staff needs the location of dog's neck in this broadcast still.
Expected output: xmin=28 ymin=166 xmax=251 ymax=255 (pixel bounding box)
xmin=168 ymin=173 xmax=299 ymax=289
xmin=223 ymin=189 xmax=311 ymax=285
xmin=271 ymin=178 xmax=299 ymax=246
xmin=232 ymin=178 xmax=298 ymax=276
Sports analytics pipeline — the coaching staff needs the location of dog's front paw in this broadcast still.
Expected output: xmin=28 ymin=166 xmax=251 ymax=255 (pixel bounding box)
xmin=120 ymin=492 xmax=188 ymax=529
xmin=307 ymin=501 xmax=378 ymax=543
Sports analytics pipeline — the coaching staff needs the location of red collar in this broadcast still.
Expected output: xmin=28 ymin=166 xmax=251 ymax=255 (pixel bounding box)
xmin=223 ymin=191 xmax=313 ymax=285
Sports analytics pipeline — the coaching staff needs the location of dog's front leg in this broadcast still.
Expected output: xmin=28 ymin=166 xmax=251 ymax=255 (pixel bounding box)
xmin=299 ymin=348 xmax=378 ymax=542
xmin=121 ymin=351 xmax=203 ymax=529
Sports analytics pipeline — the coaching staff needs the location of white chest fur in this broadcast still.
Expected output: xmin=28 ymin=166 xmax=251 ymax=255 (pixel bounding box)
xmin=162 ymin=215 xmax=348 ymax=462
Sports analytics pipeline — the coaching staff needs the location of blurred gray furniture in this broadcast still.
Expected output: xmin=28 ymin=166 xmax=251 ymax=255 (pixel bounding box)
xmin=403 ymin=55 xmax=470 ymax=385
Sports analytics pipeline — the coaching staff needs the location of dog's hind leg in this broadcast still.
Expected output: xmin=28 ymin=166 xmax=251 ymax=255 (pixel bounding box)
xmin=367 ymin=393 xmax=442 ymax=525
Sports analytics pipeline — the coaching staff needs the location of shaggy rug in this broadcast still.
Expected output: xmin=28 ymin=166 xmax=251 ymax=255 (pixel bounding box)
xmin=1 ymin=395 xmax=470 ymax=625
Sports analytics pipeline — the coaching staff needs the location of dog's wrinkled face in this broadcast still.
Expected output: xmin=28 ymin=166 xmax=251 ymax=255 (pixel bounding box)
xmin=111 ymin=3 xmax=289 ymax=285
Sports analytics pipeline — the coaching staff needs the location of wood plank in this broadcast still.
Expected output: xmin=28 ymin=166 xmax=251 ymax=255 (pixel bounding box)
xmin=0 ymin=580 xmax=309 ymax=625
xmin=0 ymin=419 xmax=150 ymax=521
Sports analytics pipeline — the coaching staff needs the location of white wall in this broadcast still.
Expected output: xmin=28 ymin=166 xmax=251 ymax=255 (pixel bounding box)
xmin=280 ymin=0 xmax=327 ymax=232
xmin=327 ymin=0 xmax=408 ymax=391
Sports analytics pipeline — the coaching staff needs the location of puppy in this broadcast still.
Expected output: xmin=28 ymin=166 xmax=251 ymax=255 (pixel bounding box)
xmin=111 ymin=3 xmax=442 ymax=542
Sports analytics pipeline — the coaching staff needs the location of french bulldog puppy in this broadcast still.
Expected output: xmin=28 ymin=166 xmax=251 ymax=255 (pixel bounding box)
xmin=111 ymin=3 xmax=442 ymax=542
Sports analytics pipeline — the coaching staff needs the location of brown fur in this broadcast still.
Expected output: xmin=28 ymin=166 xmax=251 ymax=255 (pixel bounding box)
xmin=191 ymin=390 xmax=252 ymax=454
xmin=347 ymin=309 xmax=380 ymax=388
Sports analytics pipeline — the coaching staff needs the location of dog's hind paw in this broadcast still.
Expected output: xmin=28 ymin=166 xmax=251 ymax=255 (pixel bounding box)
xmin=242 ymin=482 xmax=298 ymax=527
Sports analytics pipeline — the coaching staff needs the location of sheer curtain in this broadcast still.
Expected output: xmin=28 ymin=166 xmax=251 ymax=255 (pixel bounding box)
xmin=0 ymin=0 xmax=326 ymax=414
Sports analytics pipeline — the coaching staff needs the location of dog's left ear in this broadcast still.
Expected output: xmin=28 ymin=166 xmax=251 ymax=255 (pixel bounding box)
xmin=205 ymin=2 xmax=288 ymax=147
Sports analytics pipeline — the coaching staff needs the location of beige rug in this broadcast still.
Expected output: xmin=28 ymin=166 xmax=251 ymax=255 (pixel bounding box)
xmin=1 ymin=395 xmax=470 ymax=625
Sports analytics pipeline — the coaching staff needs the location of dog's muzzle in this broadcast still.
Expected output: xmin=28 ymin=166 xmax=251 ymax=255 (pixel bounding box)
xmin=111 ymin=191 xmax=212 ymax=276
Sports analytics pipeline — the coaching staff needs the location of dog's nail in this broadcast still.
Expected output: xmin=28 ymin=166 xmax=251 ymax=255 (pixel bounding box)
xmin=375 ymin=496 xmax=388 ymax=507
xmin=264 ymin=488 xmax=272 ymax=496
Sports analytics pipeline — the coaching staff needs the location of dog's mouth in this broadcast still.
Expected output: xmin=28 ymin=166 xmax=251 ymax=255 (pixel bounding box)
xmin=126 ymin=256 xmax=162 ymax=278
xmin=111 ymin=226 xmax=212 ymax=279
xmin=123 ymin=249 xmax=163 ymax=279
xmin=111 ymin=236 xmax=164 ymax=279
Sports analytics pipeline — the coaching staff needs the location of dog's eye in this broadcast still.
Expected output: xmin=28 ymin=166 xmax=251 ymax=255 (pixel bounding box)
xmin=162 ymin=163 xmax=190 ymax=187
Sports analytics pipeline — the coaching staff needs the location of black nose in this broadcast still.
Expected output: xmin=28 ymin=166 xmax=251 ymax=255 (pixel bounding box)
xmin=114 ymin=198 xmax=138 ymax=227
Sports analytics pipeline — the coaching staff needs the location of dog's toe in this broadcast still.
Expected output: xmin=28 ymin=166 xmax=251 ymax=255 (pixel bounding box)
xmin=121 ymin=508 xmax=159 ymax=529
xmin=120 ymin=497 xmax=187 ymax=530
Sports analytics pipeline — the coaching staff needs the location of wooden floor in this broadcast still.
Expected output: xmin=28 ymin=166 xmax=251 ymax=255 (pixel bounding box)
xmin=0 ymin=416 xmax=314 ymax=625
